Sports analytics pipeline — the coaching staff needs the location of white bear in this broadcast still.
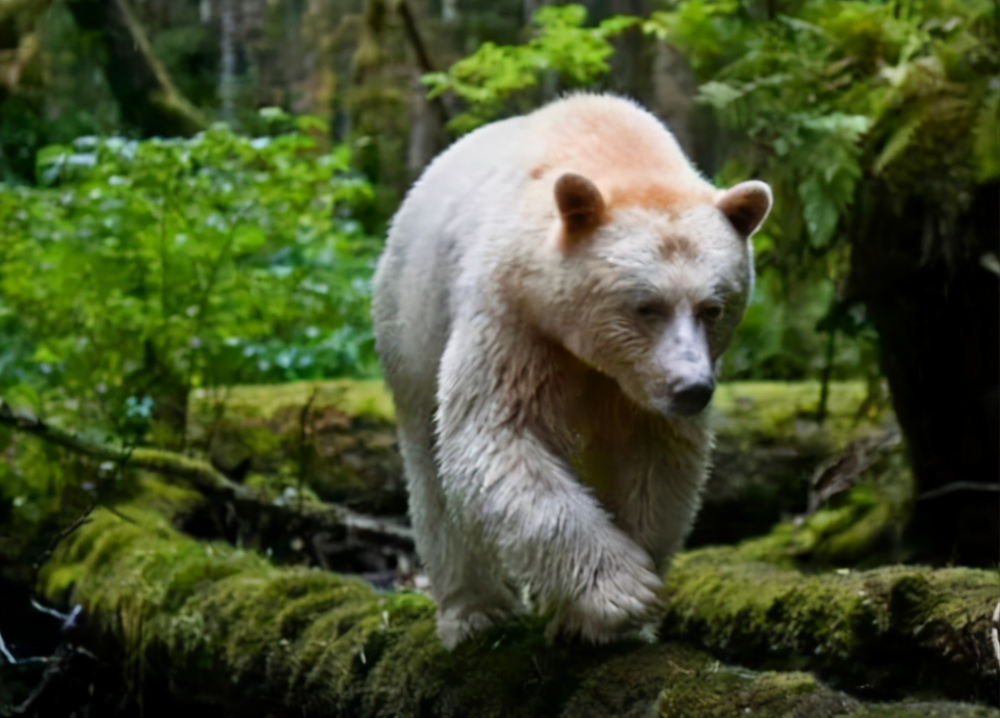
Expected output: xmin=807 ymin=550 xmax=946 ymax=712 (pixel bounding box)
xmin=372 ymin=94 xmax=771 ymax=649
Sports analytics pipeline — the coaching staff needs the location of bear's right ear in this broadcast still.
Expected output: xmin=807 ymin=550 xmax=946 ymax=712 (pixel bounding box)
xmin=716 ymin=180 xmax=773 ymax=239
xmin=555 ymin=173 xmax=606 ymax=249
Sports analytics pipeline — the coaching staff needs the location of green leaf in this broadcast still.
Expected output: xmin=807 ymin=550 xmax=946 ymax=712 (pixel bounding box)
xmin=798 ymin=175 xmax=840 ymax=248
xmin=872 ymin=114 xmax=922 ymax=175
xmin=697 ymin=81 xmax=745 ymax=109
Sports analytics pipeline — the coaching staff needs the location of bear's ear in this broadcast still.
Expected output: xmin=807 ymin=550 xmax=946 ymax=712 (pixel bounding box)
xmin=555 ymin=173 xmax=606 ymax=247
xmin=716 ymin=180 xmax=772 ymax=238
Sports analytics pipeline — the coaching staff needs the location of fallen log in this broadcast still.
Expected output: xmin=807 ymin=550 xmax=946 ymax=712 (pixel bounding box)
xmin=0 ymin=399 xmax=415 ymax=572
xmin=36 ymin=502 xmax=999 ymax=718
xmin=188 ymin=379 xmax=902 ymax=541
xmin=660 ymin=545 xmax=999 ymax=704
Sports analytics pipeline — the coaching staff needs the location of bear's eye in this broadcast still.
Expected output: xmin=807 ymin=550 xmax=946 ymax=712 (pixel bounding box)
xmin=699 ymin=304 xmax=725 ymax=322
xmin=636 ymin=300 xmax=666 ymax=319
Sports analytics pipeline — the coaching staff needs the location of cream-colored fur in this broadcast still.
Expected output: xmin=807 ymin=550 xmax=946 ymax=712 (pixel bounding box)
xmin=372 ymin=94 xmax=772 ymax=649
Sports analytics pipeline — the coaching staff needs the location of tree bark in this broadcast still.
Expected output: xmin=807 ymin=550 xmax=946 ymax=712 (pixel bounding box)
xmin=217 ymin=0 xmax=236 ymax=124
xmin=64 ymin=0 xmax=207 ymax=137
xmin=37 ymin=503 xmax=1000 ymax=717
xmin=847 ymin=179 xmax=1000 ymax=566
xmin=0 ymin=0 xmax=48 ymax=104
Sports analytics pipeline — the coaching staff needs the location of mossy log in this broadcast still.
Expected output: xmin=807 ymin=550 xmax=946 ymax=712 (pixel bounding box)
xmin=38 ymin=495 xmax=998 ymax=717
xmin=188 ymin=380 xmax=898 ymax=535
xmin=189 ymin=380 xmax=407 ymax=515
xmin=0 ymin=400 xmax=415 ymax=574
xmin=661 ymin=545 xmax=999 ymax=703
xmin=695 ymin=381 xmax=902 ymax=546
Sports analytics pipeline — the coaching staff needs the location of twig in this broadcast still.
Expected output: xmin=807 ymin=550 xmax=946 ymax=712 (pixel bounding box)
xmin=30 ymin=601 xmax=82 ymax=632
xmin=11 ymin=644 xmax=80 ymax=715
xmin=0 ymin=398 xmax=250 ymax=499
xmin=992 ymin=599 xmax=1000 ymax=671
xmin=0 ymin=628 xmax=49 ymax=666
xmin=298 ymin=386 xmax=321 ymax=513
xmin=104 ymin=504 xmax=139 ymax=525
xmin=31 ymin=504 xmax=96 ymax=592
xmin=807 ymin=430 xmax=901 ymax=514
xmin=917 ymin=481 xmax=1000 ymax=501
xmin=44 ymin=505 xmax=96 ymax=554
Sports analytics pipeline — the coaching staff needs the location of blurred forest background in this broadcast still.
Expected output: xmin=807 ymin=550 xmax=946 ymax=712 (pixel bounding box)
xmin=0 ymin=0 xmax=997 ymax=715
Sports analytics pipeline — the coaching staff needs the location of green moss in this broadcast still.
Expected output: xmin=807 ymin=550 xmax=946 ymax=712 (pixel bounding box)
xmin=131 ymin=475 xmax=205 ymax=515
xmin=690 ymin=380 xmax=905 ymax=548
xmin=186 ymin=379 xmax=404 ymax=514
xmin=855 ymin=705 xmax=1000 ymax=718
xmin=190 ymin=379 xmax=395 ymax=425
xmin=362 ymin=613 xmax=447 ymax=718
xmin=657 ymin=664 xmax=853 ymax=718
xmin=660 ymin=545 xmax=999 ymax=701
xmin=38 ymin=499 xmax=1000 ymax=717
xmin=712 ymin=380 xmax=878 ymax=444
xmin=561 ymin=644 xmax=707 ymax=718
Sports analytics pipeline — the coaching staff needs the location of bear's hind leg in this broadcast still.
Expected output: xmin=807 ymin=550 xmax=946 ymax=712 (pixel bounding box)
xmin=397 ymin=417 xmax=520 ymax=649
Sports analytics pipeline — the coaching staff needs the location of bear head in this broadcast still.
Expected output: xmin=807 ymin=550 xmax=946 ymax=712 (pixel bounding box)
xmin=524 ymin=172 xmax=772 ymax=418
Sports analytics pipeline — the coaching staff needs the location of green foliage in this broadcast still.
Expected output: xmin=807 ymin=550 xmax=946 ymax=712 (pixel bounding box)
xmin=0 ymin=110 xmax=379 ymax=441
xmin=420 ymin=0 xmax=997 ymax=382
xmin=643 ymin=0 xmax=746 ymax=75
xmin=0 ymin=2 xmax=120 ymax=183
xmin=722 ymin=271 xmax=834 ymax=380
xmin=422 ymin=5 xmax=639 ymax=134
xmin=650 ymin=0 xmax=997 ymax=381
xmin=659 ymin=0 xmax=998 ymax=247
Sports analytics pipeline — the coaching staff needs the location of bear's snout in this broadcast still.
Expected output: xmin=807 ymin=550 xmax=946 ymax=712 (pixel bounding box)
xmin=670 ymin=380 xmax=715 ymax=416
xmin=650 ymin=375 xmax=715 ymax=416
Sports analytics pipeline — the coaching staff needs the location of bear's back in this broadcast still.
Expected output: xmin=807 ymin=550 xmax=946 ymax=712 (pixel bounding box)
xmin=522 ymin=94 xmax=715 ymax=215
xmin=372 ymin=114 xmax=532 ymax=404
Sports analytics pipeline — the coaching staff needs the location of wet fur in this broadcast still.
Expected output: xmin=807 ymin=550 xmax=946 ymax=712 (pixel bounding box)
xmin=372 ymin=94 xmax=770 ymax=648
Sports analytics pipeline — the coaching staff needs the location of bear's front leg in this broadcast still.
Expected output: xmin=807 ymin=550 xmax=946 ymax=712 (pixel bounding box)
xmin=435 ymin=341 xmax=662 ymax=645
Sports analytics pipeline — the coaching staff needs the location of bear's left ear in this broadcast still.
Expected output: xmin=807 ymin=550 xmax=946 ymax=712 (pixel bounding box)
xmin=555 ymin=173 xmax=606 ymax=250
xmin=716 ymin=180 xmax=772 ymax=239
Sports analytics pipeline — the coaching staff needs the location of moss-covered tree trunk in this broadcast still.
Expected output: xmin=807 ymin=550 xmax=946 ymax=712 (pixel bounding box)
xmin=33 ymin=490 xmax=1000 ymax=718
xmin=0 ymin=0 xmax=48 ymax=105
xmin=64 ymin=0 xmax=206 ymax=137
xmin=848 ymin=179 xmax=999 ymax=566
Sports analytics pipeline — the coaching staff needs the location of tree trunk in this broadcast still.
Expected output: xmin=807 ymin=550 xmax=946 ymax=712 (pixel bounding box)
xmin=36 ymin=498 xmax=999 ymax=716
xmin=607 ymin=0 xmax=651 ymax=100
xmin=64 ymin=0 xmax=207 ymax=137
xmin=217 ymin=0 xmax=237 ymax=124
xmin=0 ymin=0 xmax=48 ymax=105
xmin=647 ymin=41 xmax=696 ymax=156
xmin=848 ymin=179 xmax=1000 ymax=566
xmin=406 ymin=76 xmax=440 ymax=179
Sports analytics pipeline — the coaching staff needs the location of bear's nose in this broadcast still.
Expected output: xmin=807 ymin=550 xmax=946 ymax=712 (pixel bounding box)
xmin=671 ymin=381 xmax=714 ymax=416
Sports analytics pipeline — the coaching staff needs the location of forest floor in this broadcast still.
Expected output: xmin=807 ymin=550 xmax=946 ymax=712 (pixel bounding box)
xmin=0 ymin=380 xmax=996 ymax=717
